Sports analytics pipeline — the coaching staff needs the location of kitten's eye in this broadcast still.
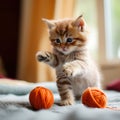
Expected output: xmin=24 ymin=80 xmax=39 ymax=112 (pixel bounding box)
xmin=66 ymin=38 xmax=73 ymax=43
xmin=55 ymin=39 xmax=61 ymax=44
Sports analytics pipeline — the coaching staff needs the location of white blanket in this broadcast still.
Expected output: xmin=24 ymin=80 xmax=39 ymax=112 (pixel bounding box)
xmin=0 ymin=82 xmax=120 ymax=120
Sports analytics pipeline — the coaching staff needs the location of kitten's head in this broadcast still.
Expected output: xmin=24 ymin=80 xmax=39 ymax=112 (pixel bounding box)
xmin=43 ymin=15 xmax=89 ymax=55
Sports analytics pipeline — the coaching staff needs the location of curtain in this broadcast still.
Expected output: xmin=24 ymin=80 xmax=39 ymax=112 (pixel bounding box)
xmin=17 ymin=0 xmax=75 ymax=82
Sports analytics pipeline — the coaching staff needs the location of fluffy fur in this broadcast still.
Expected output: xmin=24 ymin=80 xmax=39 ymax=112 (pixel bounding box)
xmin=36 ymin=15 xmax=101 ymax=106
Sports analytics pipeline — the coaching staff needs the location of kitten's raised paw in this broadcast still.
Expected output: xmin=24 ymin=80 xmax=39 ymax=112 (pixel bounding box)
xmin=36 ymin=51 xmax=50 ymax=62
xmin=63 ymin=64 xmax=73 ymax=77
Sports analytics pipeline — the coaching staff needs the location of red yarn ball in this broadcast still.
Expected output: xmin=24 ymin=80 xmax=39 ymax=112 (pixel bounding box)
xmin=81 ymin=87 xmax=107 ymax=108
xmin=29 ymin=87 xmax=54 ymax=110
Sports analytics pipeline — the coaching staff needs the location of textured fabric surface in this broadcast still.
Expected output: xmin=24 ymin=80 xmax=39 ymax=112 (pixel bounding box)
xmin=0 ymin=81 xmax=58 ymax=95
xmin=0 ymin=82 xmax=120 ymax=120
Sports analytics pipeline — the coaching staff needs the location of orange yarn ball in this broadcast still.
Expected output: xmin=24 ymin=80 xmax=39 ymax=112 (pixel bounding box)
xmin=29 ymin=87 xmax=54 ymax=110
xmin=81 ymin=87 xmax=107 ymax=108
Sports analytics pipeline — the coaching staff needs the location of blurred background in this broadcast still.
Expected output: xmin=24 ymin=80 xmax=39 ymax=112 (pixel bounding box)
xmin=0 ymin=0 xmax=120 ymax=88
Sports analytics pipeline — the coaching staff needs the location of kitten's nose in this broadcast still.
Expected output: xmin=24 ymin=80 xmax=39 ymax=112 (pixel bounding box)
xmin=61 ymin=44 xmax=65 ymax=49
xmin=61 ymin=44 xmax=67 ymax=51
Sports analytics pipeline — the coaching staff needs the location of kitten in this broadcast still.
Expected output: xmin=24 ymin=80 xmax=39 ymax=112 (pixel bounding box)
xmin=36 ymin=15 xmax=101 ymax=106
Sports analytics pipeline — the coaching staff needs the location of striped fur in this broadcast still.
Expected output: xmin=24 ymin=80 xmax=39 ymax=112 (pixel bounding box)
xmin=36 ymin=16 xmax=101 ymax=106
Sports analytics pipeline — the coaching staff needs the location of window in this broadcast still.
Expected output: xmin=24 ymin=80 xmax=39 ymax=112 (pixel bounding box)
xmin=73 ymin=0 xmax=98 ymax=60
xmin=73 ymin=0 xmax=120 ymax=63
xmin=107 ymin=0 xmax=120 ymax=59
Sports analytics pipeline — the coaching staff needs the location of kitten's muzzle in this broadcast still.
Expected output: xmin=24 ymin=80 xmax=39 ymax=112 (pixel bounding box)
xmin=61 ymin=44 xmax=67 ymax=51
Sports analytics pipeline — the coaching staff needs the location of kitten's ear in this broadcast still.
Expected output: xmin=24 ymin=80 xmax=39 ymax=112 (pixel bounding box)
xmin=72 ymin=15 xmax=86 ymax=32
xmin=42 ymin=18 xmax=55 ymax=29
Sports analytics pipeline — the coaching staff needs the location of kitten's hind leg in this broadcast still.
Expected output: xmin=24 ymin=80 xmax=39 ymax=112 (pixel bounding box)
xmin=57 ymin=77 xmax=74 ymax=106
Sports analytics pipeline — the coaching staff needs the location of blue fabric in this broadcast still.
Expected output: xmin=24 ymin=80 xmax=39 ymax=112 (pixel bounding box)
xmin=0 ymin=82 xmax=120 ymax=120
xmin=0 ymin=82 xmax=58 ymax=95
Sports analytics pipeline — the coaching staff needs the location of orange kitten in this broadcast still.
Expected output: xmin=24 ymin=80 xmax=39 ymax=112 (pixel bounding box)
xmin=36 ymin=15 xmax=101 ymax=106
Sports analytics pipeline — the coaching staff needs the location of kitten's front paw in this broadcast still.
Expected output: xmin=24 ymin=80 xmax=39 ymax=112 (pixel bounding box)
xmin=36 ymin=51 xmax=51 ymax=62
xmin=63 ymin=64 xmax=73 ymax=77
